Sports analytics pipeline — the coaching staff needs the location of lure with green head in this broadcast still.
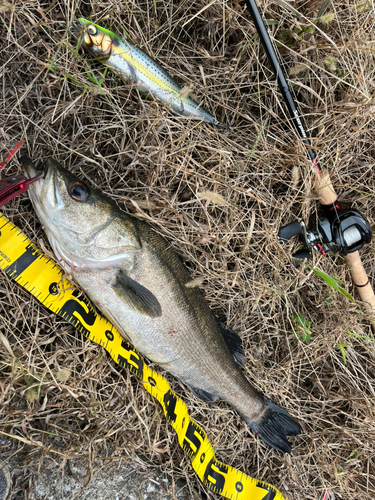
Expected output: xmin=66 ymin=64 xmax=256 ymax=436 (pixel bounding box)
xmin=78 ymin=18 xmax=122 ymax=58
xmin=75 ymin=18 xmax=222 ymax=125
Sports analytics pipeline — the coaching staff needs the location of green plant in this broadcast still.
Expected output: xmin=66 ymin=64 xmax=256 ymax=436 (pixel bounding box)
xmin=293 ymin=313 xmax=312 ymax=342
xmin=337 ymin=343 xmax=348 ymax=364
xmin=309 ymin=267 xmax=354 ymax=303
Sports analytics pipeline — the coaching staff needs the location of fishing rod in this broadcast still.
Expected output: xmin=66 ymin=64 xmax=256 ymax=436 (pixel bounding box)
xmin=243 ymin=0 xmax=375 ymax=327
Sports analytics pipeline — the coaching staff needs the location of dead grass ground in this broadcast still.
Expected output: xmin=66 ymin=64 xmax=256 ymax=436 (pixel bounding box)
xmin=1 ymin=0 xmax=375 ymax=498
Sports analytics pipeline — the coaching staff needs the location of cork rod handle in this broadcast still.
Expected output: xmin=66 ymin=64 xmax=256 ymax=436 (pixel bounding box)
xmin=314 ymin=170 xmax=375 ymax=330
xmin=314 ymin=170 xmax=338 ymax=206
xmin=345 ymin=252 xmax=375 ymax=330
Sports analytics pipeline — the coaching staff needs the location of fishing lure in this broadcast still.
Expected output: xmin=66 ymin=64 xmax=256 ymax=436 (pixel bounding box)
xmin=77 ymin=18 xmax=222 ymax=126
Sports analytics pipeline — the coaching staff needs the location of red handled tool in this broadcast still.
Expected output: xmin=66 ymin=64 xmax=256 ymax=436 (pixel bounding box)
xmin=0 ymin=142 xmax=43 ymax=207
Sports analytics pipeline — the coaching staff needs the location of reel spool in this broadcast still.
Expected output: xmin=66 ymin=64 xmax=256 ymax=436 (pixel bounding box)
xmin=278 ymin=208 xmax=372 ymax=265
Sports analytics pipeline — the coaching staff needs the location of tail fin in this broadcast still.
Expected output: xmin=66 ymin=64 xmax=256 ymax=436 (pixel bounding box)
xmin=246 ymin=397 xmax=302 ymax=453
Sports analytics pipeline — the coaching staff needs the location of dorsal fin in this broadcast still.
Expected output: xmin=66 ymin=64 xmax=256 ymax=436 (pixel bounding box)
xmin=219 ymin=322 xmax=246 ymax=368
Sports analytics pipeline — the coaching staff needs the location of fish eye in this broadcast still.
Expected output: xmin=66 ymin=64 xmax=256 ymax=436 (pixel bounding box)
xmin=69 ymin=182 xmax=90 ymax=202
xmin=87 ymin=24 xmax=97 ymax=36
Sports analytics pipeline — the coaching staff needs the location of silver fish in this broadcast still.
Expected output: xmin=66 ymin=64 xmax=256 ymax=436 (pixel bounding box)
xmin=22 ymin=157 xmax=301 ymax=453
xmin=76 ymin=18 xmax=222 ymax=126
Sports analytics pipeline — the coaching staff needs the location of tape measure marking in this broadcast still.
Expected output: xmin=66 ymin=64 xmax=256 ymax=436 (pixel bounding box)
xmin=0 ymin=213 xmax=287 ymax=500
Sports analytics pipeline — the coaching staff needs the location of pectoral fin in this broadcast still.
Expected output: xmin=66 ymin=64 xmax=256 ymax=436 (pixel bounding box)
xmin=113 ymin=271 xmax=162 ymax=318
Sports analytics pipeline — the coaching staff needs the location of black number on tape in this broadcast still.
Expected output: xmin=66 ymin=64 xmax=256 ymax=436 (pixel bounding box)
xmin=5 ymin=244 xmax=39 ymax=278
xmin=235 ymin=481 xmax=243 ymax=492
xmin=105 ymin=330 xmax=114 ymax=341
xmin=183 ymin=421 xmax=205 ymax=458
xmin=58 ymin=289 xmax=96 ymax=336
xmin=148 ymin=377 xmax=157 ymax=387
xmin=256 ymin=482 xmax=277 ymax=500
xmin=49 ymin=282 xmax=59 ymax=295
xmin=118 ymin=340 xmax=144 ymax=378
xmin=163 ymin=390 xmax=177 ymax=423
xmin=203 ymin=458 xmax=228 ymax=493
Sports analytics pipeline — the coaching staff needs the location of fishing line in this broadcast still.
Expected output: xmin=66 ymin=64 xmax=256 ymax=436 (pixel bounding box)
xmin=0 ymin=212 xmax=286 ymax=500
xmin=243 ymin=0 xmax=340 ymax=213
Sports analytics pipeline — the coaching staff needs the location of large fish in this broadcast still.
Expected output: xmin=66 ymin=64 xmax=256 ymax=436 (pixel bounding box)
xmin=22 ymin=157 xmax=301 ymax=453
xmin=75 ymin=18 xmax=222 ymax=126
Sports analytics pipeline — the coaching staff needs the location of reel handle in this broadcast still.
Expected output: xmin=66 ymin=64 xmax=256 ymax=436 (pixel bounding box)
xmin=278 ymin=221 xmax=302 ymax=241
xmin=291 ymin=249 xmax=311 ymax=268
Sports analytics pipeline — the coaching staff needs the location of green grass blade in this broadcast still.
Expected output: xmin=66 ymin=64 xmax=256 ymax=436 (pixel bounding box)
xmin=317 ymin=0 xmax=332 ymax=20
xmin=337 ymin=343 xmax=348 ymax=364
xmin=345 ymin=330 xmax=375 ymax=342
xmin=312 ymin=268 xmax=354 ymax=302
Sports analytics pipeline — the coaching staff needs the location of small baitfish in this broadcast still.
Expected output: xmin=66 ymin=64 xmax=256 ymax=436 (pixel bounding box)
xmin=22 ymin=157 xmax=301 ymax=453
xmin=76 ymin=18 xmax=222 ymax=126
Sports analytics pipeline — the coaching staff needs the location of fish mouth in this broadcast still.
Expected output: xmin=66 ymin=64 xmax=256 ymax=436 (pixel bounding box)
xmin=20 ymin=156 xmax=46 ymax=200
xmin=70 ymin=19 xmax=94 ymax=48
xmin=21 ymin=157 xmax=64 ymax=215
xmin=20 ymin=159 xmax=77 ymax=270
xmin=40 ymin=162 xmax=65 ymax=211
xmin=21 ymin=156 xmax=39 ymax=178
xmin=69 ymin=20 xmax=83 ymax=36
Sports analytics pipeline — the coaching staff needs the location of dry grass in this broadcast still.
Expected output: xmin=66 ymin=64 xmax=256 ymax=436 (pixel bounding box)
xmin=1 ymin=0 xmax=375 ymax=498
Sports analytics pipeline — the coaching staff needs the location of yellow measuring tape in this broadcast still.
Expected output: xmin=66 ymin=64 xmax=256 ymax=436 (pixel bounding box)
xmin=0 ymin=213 xmax=286 ymax=500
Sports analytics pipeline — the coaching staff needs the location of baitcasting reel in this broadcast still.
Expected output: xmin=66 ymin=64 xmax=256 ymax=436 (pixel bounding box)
xmin=278 ymin=207 xmax=372 ymax=264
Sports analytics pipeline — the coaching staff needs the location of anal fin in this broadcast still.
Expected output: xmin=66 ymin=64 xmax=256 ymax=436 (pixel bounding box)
xmin=190 ymin=387 xmax=218 ymax=408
